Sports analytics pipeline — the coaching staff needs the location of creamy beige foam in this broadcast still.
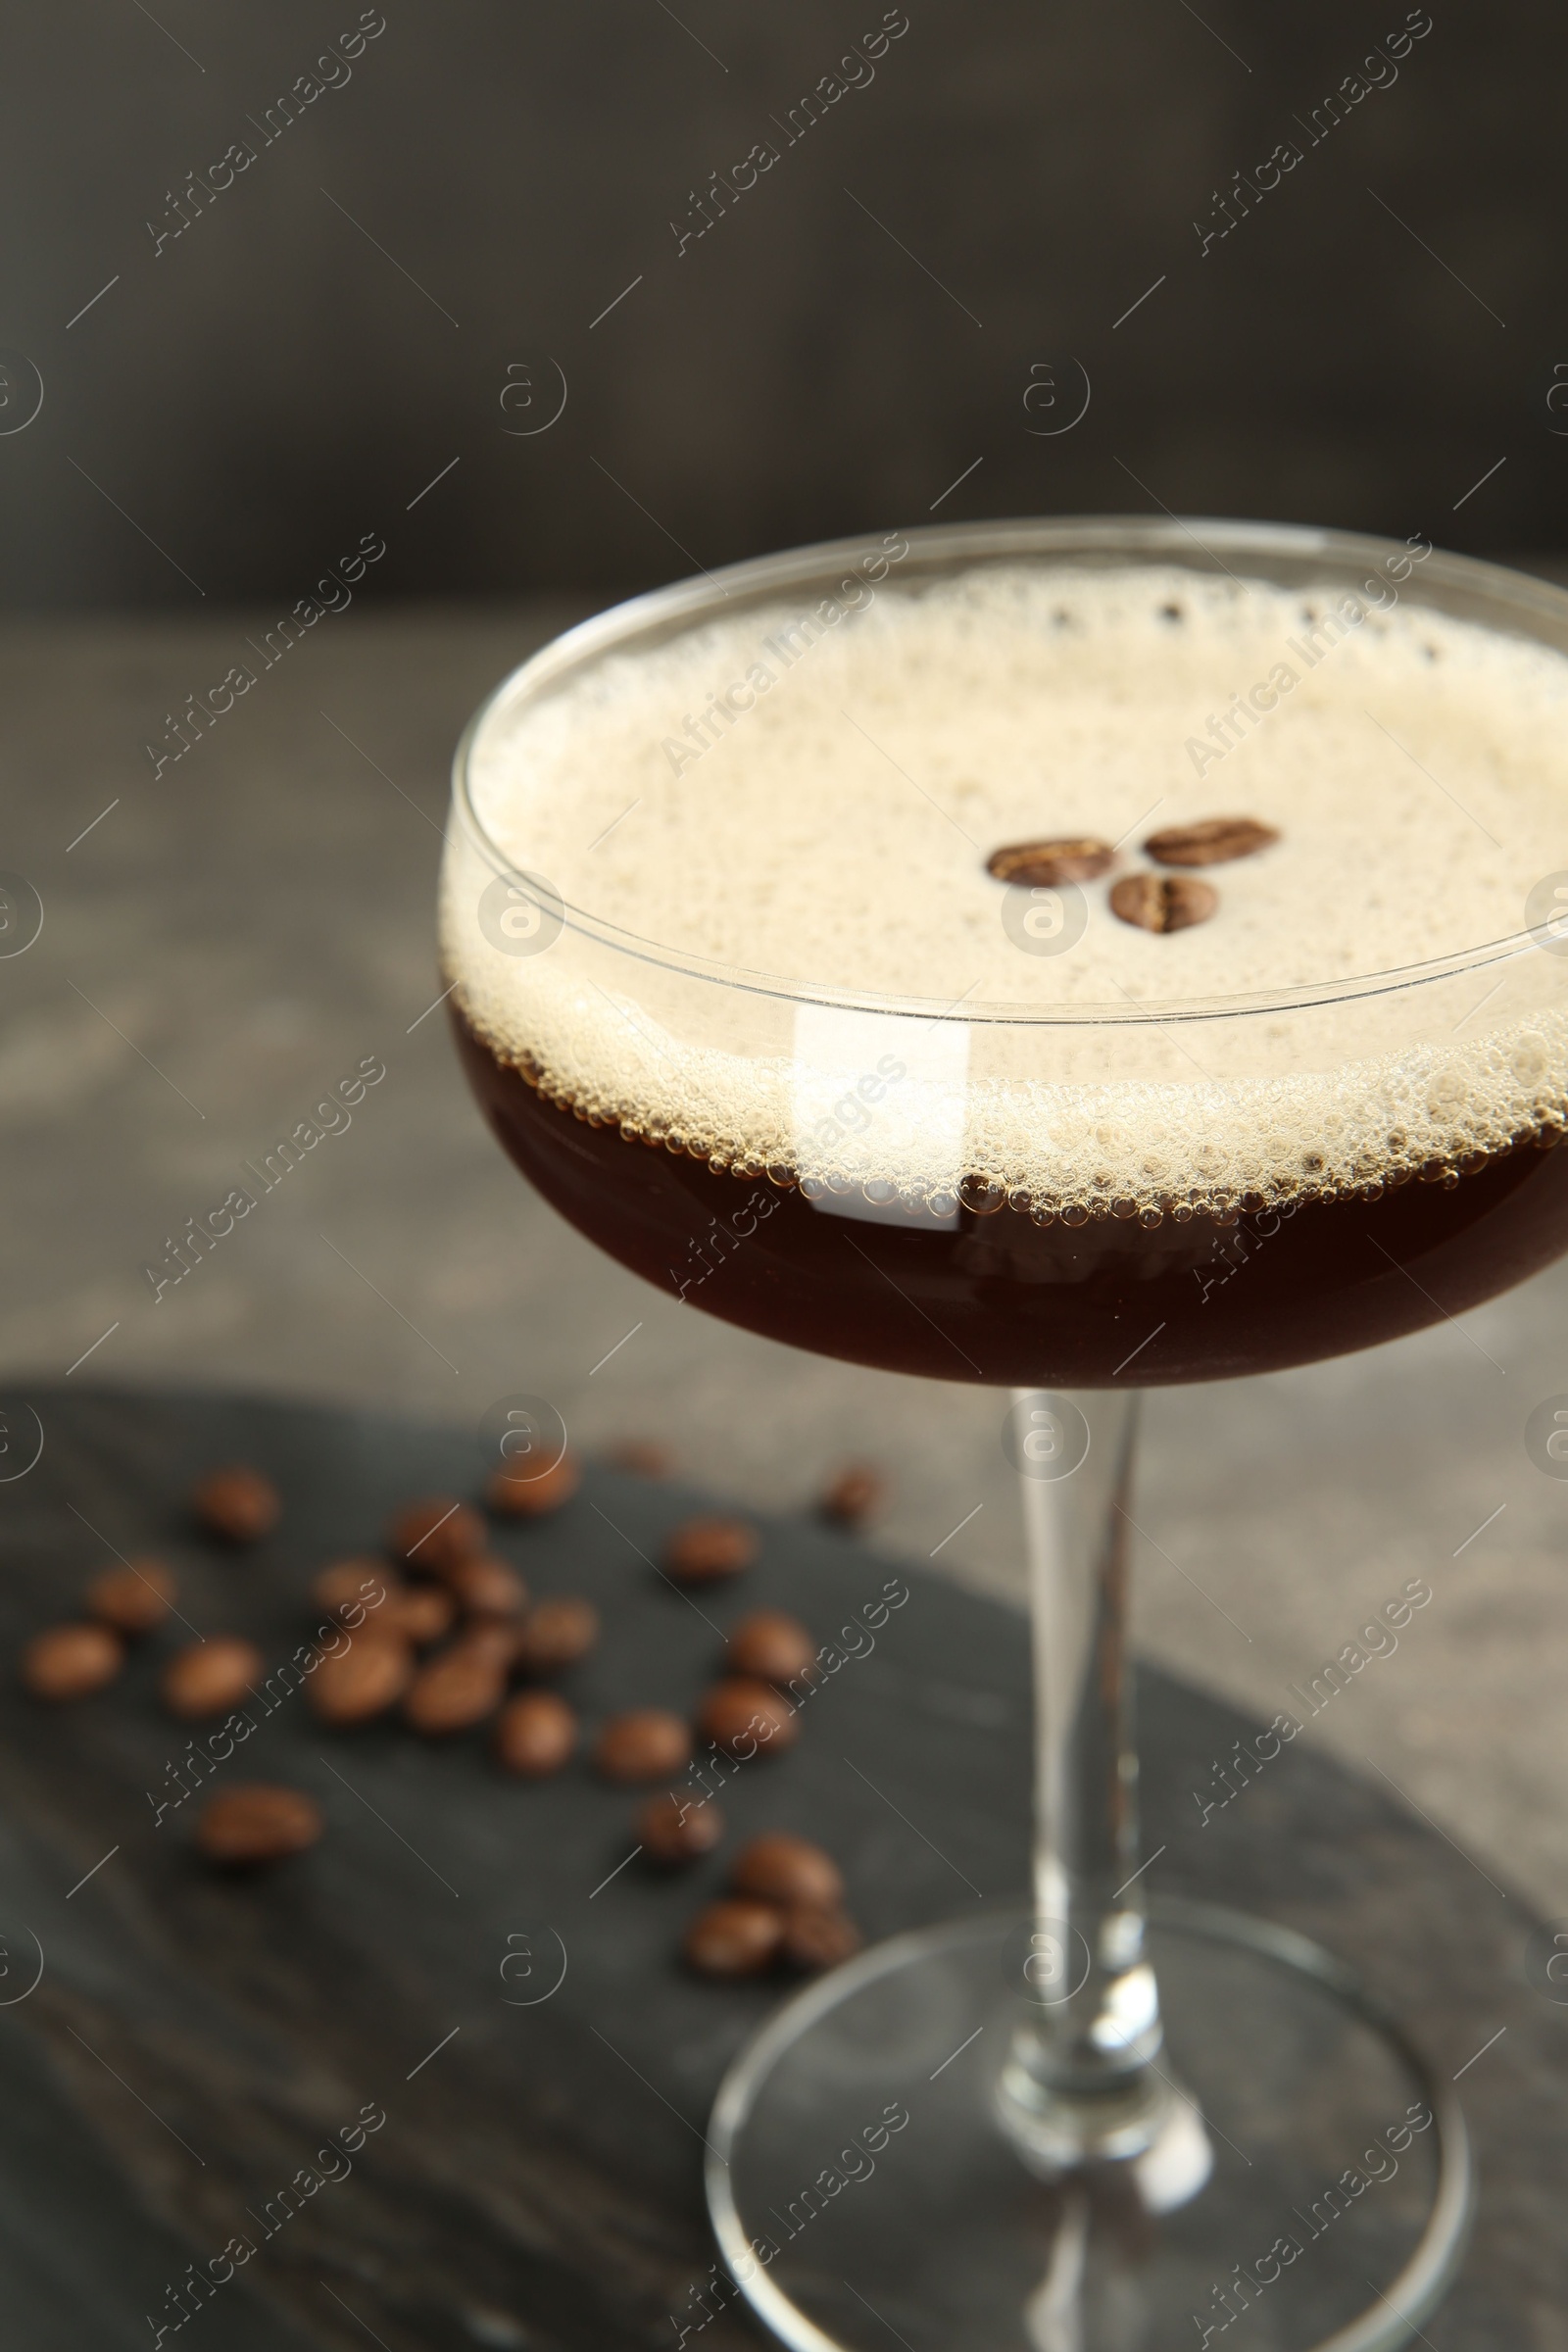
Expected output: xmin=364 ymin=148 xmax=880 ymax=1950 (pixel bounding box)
xmin=441 ymin=562 xmax=1568 ymax=1218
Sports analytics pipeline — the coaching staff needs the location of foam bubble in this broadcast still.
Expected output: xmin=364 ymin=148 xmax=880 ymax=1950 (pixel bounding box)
xmin=441 ymin=562 xmax=1568 ymax=1215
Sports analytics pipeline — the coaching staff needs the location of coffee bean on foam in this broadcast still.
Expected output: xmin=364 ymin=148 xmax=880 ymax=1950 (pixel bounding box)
xmin=1109 ymin=872 xmax=1218 ymax=934
xmin=1145 ymin=815 xmax=1279 ymax=866
xmin=986 ymin=837 xmax=1115 ymax=885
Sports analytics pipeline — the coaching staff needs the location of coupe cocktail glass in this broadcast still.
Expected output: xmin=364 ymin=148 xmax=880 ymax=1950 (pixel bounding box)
xmin=441 ymin=519 xmax=1568 ymax=2350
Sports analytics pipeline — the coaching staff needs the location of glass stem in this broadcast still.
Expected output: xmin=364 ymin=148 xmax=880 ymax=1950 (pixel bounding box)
xmin=996 ymin=1389 xmax=1170 ymax=2172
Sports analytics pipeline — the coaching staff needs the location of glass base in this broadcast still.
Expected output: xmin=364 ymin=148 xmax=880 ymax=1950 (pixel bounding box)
xmin=707 ymin=1900 xmax=1473 ymax=2352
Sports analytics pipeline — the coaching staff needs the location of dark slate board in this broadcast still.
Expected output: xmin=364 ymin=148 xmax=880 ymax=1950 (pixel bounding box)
xmin=0 ymin=1387 xmax=1559 ymax=2351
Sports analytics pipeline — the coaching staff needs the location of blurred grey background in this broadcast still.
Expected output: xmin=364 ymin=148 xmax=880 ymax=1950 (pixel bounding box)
xmin=1 ymin=0 xmax=1564 ymax=607
xmin=0 ymin=6 xmax=1565 ymax=1929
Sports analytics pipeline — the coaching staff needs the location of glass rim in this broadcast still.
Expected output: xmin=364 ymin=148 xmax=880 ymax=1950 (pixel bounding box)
xmin=450 ymin=513 xmax=1568 ymax=1029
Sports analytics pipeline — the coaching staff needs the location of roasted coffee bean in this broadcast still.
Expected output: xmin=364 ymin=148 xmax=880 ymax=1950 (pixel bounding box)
xmin=724 ymin=1610 xmax=816 ymax=1690
xmin=195 ymin=1785 xmax=322 ymax=1866
xmin=1145 ymin=816 xmax=1279 ymax=867
xmin=307 ymin=1630 xmax=413 ymax=1725
xmin=191 ymin=1464 xmax=280 ymax=1544
xmin=311 ymin=1558 xmax=390 ymax=1623
xmin=405 ymin=1644 xmax=507 ymax=1735
xmin=664 ymin=1516 xmax=758 ymax=1583
xmin=514 ymin=1594 xmax=600 ymax=1673
xmin=637 ymin=1790 xmax=724 ymax=1863
xmin=452 ymin=1620 xmax=526 ymax=1672
xmin=388 ymin=1495 xmax=486 ymax=1574
xmin=594 ymin=1708 xmax=693 ymax=1783
xmin=986 ymin=837 xmax=1115 ymax=886
xmin=730 ymin=1832 xmax=844 ymax=1909
xmin=494 ymin=1690 xmax=577 ymax=1777
xmin=86 ymin=1557 xmax=176 ymax=1637
xmin=486 ymin=1454 xmax=580 ymax=1517
xmin=447 ymin=1555 xmax=529 ymax=1619
xmin=781 ymin=1905 xmax=863 ymax=1972
xmin=1109 ymin=873 xmax=1218 ymax=934
xmin=162 ymin=1636 xmax=265 ymax=1719
xmin=684 ymin=1897 xmax=785 ymax=1979
xmin=604 ymin=1439 xmax=673 ymax=1479
xmin=23 ymin=1622 xmax=123 ymax=1701
xmin=697 ymin=1678 xmax=799 ymax=1760
xmin=380 ymin=1582 xmax=456 ymax=1647
xmin=818 ymin=1463 xmax=886 ymax=1527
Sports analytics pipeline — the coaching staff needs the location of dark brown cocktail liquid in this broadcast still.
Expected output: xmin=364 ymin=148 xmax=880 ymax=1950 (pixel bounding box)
xmin=455 ymin=1008 xmax=1568 ymax=1387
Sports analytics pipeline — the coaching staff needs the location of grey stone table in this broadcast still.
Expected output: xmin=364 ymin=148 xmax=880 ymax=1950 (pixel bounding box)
xmin=0 ymin=586 xmax=1566 ymax=1934
xmin=0 ymin=1387 xmax=1562 ymax=2351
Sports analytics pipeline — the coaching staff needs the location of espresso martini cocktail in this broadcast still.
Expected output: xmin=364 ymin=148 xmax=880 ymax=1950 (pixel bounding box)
xmin=445 ymin=539 xmax=1568 ymax=1389
xmin=440 ymin=521 xmax=1568 ymax=2352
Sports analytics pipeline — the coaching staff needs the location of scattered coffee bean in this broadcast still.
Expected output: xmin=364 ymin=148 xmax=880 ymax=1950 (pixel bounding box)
xmin=380 ymin=1582 xmax=456 ymax=1647
xmin=86 ymin=1558 xmax=176 ymax=1638
xmin=1144 ymin=816 xmax=1279 ymax=867
xmin=696 ymin=1678 xmax=799 ymax=1760
xmin=664 ymin=1516 xmax=758 ymax=1584
xmin=388 ymin=1495 xmax=486 ymax=1575
xmin=604 ymin=1439 xmax=673 ymax=1479
xmin=637 ymin=1790 xmax=723 ymax=1863
xmin=307 ymin=1630 xmax=413 ymax=1725
xmin=405 ymin=1643 xmax=507 ymax=1735
xmin=195 ymin=1784 xmax=323 ymax=1867
xmin=447 ymin=1555 xmax=529 ymax=1619
xmin=986 ymin=837 xmax=1115 ymax=887
xmin=311 ymin=1558 xmax=389 ymax=1622
xmin=162 ymin=1636 xmax=265 ymax=1720
xmin=781 ymin=1905 xmax=863 ymax=1973
xmin=730 ymin=1832 xmax=844 ymax=1910
xmin=1109 ymin=873 xmax=1218 ymax=934
xmin=725 ymin=1610 xmax=816 ymax=1690
xmin=23 ymin=1622 xmax=124 ymax=1701
xmin=486 ymin=1454 xmax=580 ymax=1517
xmin=514 ymin=1594 xmax=600 ymax=1673
xmin=452 ymin=1620 xmax=526 ymax=1673
xmin=594 ymin=1708 xmax=693 ymax=1783
xmin=494 ymin=1690 xmax=577 ymax=1777
xmin=191 ymin=1464 xmax=280 ymax=1544
xmin=818 ymin=1463 xmax=886 ymax=1528
xmin=684 ymin=1897 xmax=785 ymax=1979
